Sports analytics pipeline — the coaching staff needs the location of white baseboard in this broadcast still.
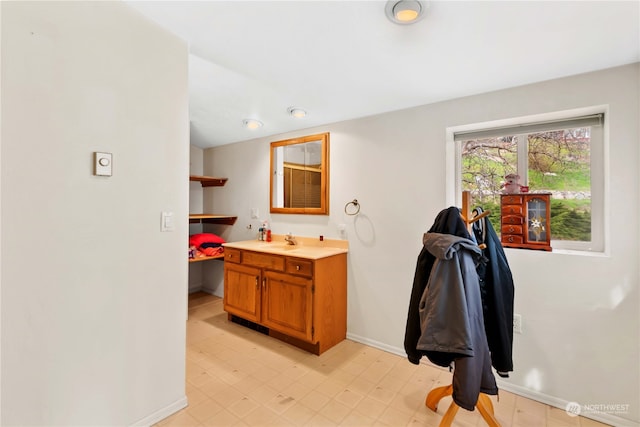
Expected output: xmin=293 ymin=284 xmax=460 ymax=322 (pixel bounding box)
xmin=496 ymin=380 xmax=637 ymax=427
xmin=346 ymin=332 xmax=406 ymax=358
xmin=130 ymin=395 xmax=188 ymax=427
xmin=346 ymin=333 xmax=638 ymax=427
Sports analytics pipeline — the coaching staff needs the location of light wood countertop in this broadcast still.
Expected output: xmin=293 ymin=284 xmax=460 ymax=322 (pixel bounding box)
xmin=223 ymin=234 xmax=348 ymax=260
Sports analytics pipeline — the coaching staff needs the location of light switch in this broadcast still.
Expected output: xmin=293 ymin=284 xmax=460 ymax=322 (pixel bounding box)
xmin=94 ymin=152 xmax=112 ymax=176
xmin=161 ymin=211 xmax=175 ymax=232
xmin=251 ymin=208 xmax=259 ymax=219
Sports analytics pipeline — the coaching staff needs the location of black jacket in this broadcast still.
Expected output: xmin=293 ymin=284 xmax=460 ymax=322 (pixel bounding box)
xmin=472 ymin=208 xmax=515 ymax=376
xmin=404 ymin=206 xmax=514 ymax=376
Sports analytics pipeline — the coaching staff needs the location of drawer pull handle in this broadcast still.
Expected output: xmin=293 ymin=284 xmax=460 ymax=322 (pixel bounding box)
xmin=508 ymin=237 xmax=514 ymax=242
xmin=296 ymin=265 xmax=301 ymax=271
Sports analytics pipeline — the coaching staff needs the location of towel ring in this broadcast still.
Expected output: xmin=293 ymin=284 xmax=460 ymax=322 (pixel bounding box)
xmin=344 ymin=199 xmax=360 ymax=216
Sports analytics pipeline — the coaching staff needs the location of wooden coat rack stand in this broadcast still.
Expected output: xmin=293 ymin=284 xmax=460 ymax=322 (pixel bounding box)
xmin=424 ymin=191 xmax=499 ymax=427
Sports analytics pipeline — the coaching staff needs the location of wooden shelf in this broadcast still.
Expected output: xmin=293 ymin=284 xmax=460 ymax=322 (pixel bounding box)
xmin=190 ymin=175 xmax=228 ymax=187
xmin=189 ymin=253 xmax=224 ymax=263
xmin=189 ymin=214 xmax=237 ymax=225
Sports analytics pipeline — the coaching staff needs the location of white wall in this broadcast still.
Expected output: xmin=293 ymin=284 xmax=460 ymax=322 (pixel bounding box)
xmin=1 ymin=2 xmax=189 ymax=426
xmin=203 ymin=64 xmax=640 ymax=425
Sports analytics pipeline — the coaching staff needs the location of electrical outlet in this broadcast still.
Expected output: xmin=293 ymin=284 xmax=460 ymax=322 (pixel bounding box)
xmin=513 ymin=313 xmax=522 ymax=334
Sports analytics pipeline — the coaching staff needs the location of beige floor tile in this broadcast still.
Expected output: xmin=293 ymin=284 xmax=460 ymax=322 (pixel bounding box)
xmin=299 ymin=389 xmax=332 ymax=412
xmin=334 ymin=388 xmax=364 ymax=409
xmin=352 ymin=395 xmax=388 ymax=420
xmin=185 ymin=383 xmax=210 ymax=407
xmin=200 ymin=409 xmax=241 ymax=427
xmin=245 ymin=382 xmax=280 ymax=402
xmin=186 ymin=398 xmax=224 ymax=423
xmin=264 ymin=392 xmax=297 ymax=415
xmin=227 ymin=396 xmax=260 ymax=418
xmin=297 ymin=370 xmax=330 ymax=389
xmin=162 ymin=410 xmax=202 ymax=427
xmin=339 ymin=410 xmax=377 ymax=426
xmin=240 ymin=405 xmax=281 ymax=426
xmin=210 ymin=386 xmax=246 ymax=407
xmin=347 ymin=376 xmax=377 ymax=396
xmin=306 ymin=412 xmax=340 ymax=426
xmin=159 ymin=293 xmax=609 ymax=427
xmin=250 ymin=364 xmax=281 ymax=383
xmin=367 ymin=384 xmax=398 ymax=405
xmin=388 ymin=391 xmax=424 ymax=416
xmin=377 ymin=406 xmax=415 ymax=426
xmin=316 ymin=378 xmax=350 ymax=398
xmin=319 ymin=399 xmax=352 ymax=424
xmin=281 ymin=401 xmax=317 ymax=425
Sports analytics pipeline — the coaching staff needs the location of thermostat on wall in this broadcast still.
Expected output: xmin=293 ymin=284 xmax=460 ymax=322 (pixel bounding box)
xmin=94 ymin=152 xmax=112 ymax=176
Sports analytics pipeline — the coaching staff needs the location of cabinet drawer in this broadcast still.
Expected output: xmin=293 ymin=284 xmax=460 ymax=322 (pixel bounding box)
xmin=242 ymin=251 xmax=285 ymax=271
xmin=501 ymin=195 xmax=523 ymax=205
xmin=285 ymin=258 xmax=313 ymax=277
xmin=502 ymin=215 xmax=524 ymax=225
xmin=502 ymin=234 xmax=524 ymax=244
xmin=501 ymin=205 xmax=523 ymax=215
xmin=224 ymin=248 xmax=242 ymax=263
xmin=502 ymin=224 xmax=523 ymax=235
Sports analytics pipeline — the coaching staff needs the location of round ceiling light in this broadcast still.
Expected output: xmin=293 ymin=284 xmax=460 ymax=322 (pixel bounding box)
xmin=287 ymin=107 xmax=307 ymax=118
xmin=242 ymin=119 xmax=263 ymax=130
xmin=385 ymin=0 xmax=428 ymax=25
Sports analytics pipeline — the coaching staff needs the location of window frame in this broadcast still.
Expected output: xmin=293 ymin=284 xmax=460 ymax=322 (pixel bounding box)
xmin=446 ymin=106 xmax=609 ymax=254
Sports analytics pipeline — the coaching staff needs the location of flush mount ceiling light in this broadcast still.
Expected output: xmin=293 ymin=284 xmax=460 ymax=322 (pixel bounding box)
xmin=242 ymin=118 xmax=263 ymax=130
xmin=385 ymin=0 xmax=428 ymax=25
xmin=287 ymin=107 xmax=307 ymax=118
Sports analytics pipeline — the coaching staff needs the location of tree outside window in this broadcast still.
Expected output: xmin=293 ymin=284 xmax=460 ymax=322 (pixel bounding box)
xmin=461 ymin=127 xmax=592 ymax=244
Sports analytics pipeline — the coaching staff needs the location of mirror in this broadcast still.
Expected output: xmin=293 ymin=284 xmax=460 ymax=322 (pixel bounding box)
xmin=270 ymin=132 xmax=329 ymax=215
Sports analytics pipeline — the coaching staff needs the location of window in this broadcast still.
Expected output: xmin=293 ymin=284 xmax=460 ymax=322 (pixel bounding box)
xmin=449 ymin=110 xmax=605 ymax=252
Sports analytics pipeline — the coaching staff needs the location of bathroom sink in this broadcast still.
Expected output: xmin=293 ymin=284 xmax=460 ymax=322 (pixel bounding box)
xmin=266 ymin=243 xmax=299 ymax=251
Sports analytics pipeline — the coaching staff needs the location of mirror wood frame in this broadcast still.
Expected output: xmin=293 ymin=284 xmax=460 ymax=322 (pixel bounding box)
xmin=270 ymin=132 xmax=330 ymax=215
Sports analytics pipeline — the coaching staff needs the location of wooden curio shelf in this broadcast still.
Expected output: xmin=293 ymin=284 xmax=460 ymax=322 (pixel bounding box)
xmin=190 ymin=175 xmax=228 ymax=187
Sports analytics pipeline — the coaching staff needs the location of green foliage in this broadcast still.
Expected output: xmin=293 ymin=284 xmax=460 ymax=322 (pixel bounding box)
xmin=550 ymin=201 xmax=591 ymax=241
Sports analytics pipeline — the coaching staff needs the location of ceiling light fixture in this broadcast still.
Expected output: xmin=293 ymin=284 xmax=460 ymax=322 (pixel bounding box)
xmin=242 ymin=119 xmax=263 ymax=130
xmin=385 ymin=0 xmax=428 ymax=25
xmin=287 ymin=107 xmax=307 ymax=118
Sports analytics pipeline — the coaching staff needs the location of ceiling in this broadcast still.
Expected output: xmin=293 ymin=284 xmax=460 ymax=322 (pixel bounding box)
xmin=126 ymin=1 xmax=640 ymax=149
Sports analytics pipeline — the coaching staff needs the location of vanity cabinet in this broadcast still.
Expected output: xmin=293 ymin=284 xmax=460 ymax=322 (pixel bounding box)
xmin=223 ymin=247 xmax=347 ymax=355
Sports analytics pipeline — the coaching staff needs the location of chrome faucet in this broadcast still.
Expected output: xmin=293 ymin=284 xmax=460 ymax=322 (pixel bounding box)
xmin=284 ymin=232 xmax=297 ymax=246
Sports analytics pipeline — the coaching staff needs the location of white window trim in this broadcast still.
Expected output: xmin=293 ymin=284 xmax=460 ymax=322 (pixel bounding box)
xmin=446 ymin=105 xmax=609 ymax=255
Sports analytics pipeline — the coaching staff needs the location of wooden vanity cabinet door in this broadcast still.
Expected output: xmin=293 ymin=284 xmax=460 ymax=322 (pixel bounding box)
xmin=224 ymin=262 xmax=262 ymax=323
xmin=261 ymin=270 xmax=313 ymax=342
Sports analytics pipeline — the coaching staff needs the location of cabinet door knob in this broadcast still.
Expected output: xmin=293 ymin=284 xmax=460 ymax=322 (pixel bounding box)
xmin=255 ymin=276 xmax=259 ymax=289
xmin=296 ymin=265 xmax=300 ymax=271
xmin=262 ymin=278 xmax=266 ymax=289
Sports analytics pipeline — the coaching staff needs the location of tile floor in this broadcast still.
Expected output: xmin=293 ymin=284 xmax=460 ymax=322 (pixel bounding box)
xmin=156 ymin=292 xmax=610 ymax=427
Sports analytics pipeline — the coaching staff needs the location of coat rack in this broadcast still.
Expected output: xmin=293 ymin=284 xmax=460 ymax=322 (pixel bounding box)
xmin=424 ymin=190 xmax=499 ymax=427
xmin=461 ymin=190 xmax=490 ymax=244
